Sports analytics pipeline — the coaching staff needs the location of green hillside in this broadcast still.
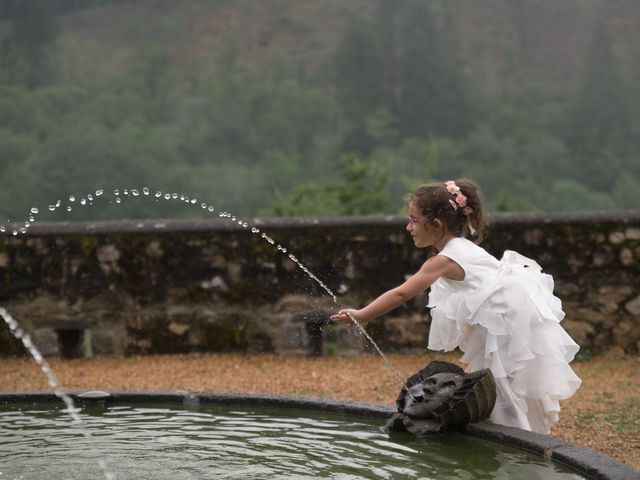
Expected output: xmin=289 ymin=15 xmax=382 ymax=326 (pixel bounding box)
xmin=0 ymin=0 xmax=639 ymax=222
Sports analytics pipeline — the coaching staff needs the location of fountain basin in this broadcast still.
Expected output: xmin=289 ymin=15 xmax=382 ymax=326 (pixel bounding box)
xmin=0 ymin=392 xmax=635 ymax=480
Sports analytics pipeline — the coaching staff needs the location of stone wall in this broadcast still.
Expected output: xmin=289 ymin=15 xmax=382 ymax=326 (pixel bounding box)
xmin=1 ymin=211 xmax=638 ymax=357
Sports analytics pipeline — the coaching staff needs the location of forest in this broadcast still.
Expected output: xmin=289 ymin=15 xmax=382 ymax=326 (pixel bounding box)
xmin=0 ymin=0 xmax=639 ymax=222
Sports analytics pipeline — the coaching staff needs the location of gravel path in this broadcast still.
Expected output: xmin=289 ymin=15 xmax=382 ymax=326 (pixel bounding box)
xmin=1 ymin=348 xmax=638 ymax=471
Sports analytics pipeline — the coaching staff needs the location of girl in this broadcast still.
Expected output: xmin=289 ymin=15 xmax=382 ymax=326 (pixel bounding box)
xmin=331 ymin=178 xmax=582 ymax=434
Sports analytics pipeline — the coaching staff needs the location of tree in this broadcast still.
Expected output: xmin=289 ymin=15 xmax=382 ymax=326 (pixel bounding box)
xmin=0 ymin=0 xmax=58 ymax=87
xmin=565 ymin=21 xmax=631 ymax=191
xmin=396 ymin=0 xmax=472 ymax=139
xmin=332 ymin=13 xmax=386 ymax=154
xmin=263 ymin=154 xmax=393 ymax=217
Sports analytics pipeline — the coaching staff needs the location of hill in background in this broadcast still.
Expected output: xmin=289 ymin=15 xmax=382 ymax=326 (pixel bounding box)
xmin=0 ymin=0 xmax=639 ymax=220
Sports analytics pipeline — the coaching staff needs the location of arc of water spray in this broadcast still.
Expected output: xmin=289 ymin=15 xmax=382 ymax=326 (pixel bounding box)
xmin=4 ymin=187 xmax=410 ymax=386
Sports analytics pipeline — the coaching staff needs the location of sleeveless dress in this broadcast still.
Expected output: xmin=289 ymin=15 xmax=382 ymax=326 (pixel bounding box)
xmin=427 ymin=237 xmax=582 ymax=434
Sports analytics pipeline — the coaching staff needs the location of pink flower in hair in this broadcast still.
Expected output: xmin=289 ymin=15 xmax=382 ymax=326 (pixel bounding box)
xmin=445 ymin=181 xmax=460 ymax=195
xmin=445 ymin=180 xmax=467 ymax=210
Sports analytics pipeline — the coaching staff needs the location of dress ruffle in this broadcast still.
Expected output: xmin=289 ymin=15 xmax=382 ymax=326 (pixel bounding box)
xmin=428 ymin=250 xmax=582 ymax=434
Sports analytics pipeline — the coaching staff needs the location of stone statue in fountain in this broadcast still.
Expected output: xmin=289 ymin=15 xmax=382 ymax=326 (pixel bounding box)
xmin=385 ymin=360 xmax=496 ymax=437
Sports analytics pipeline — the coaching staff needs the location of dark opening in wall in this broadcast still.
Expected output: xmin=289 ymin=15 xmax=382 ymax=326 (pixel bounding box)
xmin=56 ymin=329 xmax=85 ymax=359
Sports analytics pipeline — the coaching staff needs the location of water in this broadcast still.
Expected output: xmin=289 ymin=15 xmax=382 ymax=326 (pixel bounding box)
xmin=0 ymin=402 xmax=585 ymax=480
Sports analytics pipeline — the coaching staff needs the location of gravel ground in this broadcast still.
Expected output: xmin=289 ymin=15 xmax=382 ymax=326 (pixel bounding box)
xmin=0 ymin=348 xmax=638 ymax=471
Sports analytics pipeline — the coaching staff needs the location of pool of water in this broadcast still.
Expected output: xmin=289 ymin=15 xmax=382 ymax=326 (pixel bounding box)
xmin=0 ymin=402 xmax=584 ymax=479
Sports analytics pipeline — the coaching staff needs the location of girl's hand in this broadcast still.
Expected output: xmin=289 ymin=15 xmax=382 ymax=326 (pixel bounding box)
xmin=330 ymin=309 xmax=360 ymax=325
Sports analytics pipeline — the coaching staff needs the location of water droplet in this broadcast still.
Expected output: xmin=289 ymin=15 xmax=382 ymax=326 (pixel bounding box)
xmin=207 ymin=206 xmax=214 ymax=212
xmin=67 ymin=206 xmax=72 ymax=211
xmin=0 ymin=226 xmax=5 ymax=232
xmin=242 ymin=222 xmax=249 ymax=228
xmin=123 ymin=189 xmax=129 ymax=195
xmin=12 ymin=229 xmax=17 ymax=236
xmin=80 ymin=198 xmax=87 ymax=205
xmin=132 ymin=189 xmax=139 ymax=196
xmin=172 ymin=193 xmax=178 ymax=199
xmin=19 ymin=227 xmax=27 ymax=234
xmin=190 ymin=198 xmax=197 ymax=204
xmin=180 ymin=195 xmax=185 ymax=201
xmin=87 ymin=194 xmax=94 ymax=201
xmin=55 ymin=200 xmax=62 ymax=207
xmin=48 ymin=205 xmax=56 ymax=211
xmin=261 ymin=233 xmax=267 ymax=238
xmin=69 ymin=196 xmax=76 ymax=202
xmin=115 ymin=198 xmax=121 ymax=204
xmin=251 ymin=227 xmax=260 ymax=233
xmin=28 ymin=215 xmax=34 ymax=222
xmin=155 ymin=191 xmax=162 ymax=198
xmin=30 ymin=207 xmax=39 ymax=214
xmin=202 ymin=203 xmax=208 ymax=209
xmin=164 ymin=194 xmax=171 ymax=200
xmin=24 ymin=221 xmax=30 ymax=228
xmin=95 ymin=189 xmax=104 ymax=196
xmin=143 ymin=187 xmax=150 ymax=195
xmin=113 ymin=189 xmax=119 ymax=196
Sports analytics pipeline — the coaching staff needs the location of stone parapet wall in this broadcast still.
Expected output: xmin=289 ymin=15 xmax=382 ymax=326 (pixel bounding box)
xmin=1 ymin=211 xmax=638 ymax=357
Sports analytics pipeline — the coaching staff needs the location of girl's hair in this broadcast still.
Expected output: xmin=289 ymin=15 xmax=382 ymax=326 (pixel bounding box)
xmin=407 ymin=178 xmax=490 ymax=243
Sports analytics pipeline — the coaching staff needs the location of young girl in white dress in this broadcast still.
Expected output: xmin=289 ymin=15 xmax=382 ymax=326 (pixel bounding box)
xmin=331 ymin=178 xmax=582 ymax=434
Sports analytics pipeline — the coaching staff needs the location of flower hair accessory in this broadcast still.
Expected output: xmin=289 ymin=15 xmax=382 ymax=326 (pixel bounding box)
xmin=444 ymin=180 xmax=467 ymax=210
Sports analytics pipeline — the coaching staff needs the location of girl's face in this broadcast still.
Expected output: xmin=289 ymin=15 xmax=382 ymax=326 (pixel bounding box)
xmin=406 ymin=202 xmax=441 ymax=248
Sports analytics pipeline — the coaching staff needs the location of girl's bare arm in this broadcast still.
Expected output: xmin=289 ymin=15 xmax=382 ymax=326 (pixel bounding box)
xmin=331 ymin=255 xmax=461 ymax=324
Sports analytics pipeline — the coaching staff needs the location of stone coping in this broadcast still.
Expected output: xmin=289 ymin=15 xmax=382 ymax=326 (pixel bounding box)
xmin=0 ymin=392 xmax=636 ymax=480
xmin=2 ymin=210 xmax=639 ymax=235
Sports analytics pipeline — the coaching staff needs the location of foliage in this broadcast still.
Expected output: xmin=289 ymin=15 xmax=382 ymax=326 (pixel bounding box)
xmin=0 ymin=0 xmax=638 ymax=223
xmin=262 ymin=154 xmax=393 ymax=216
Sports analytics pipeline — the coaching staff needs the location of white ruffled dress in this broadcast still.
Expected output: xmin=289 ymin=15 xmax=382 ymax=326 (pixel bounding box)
xmin=427 ymin=237 xmax=582 ymax=434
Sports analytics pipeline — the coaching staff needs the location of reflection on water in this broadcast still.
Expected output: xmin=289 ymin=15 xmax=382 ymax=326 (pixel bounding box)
xmin=0 ymin=403 xmax=584 ymax=480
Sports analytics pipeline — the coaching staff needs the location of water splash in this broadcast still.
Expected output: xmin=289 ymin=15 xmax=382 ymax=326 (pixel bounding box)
xmin=0 ymin=186 xmax=408 ymax=388
xmin=0 ymin=307 xmax=117 ymax=480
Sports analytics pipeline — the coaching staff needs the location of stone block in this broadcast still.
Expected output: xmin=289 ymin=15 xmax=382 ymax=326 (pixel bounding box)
xmin=33 ymin=328 xmax=59 ymax=356
xmin=619 ymin=248 xmax=633 ymax=265
xmin=625 ymin=227 xmax=640 ymax=240
xmin=562 ymin=320 xmax=595 ymax=347
xmin=608 ymin=231 xmax=625 ymax=245
xmin=625 ymin=295 xmax=640 ymax=315
xmin=565 ymin=307 xmax=602 ymax=325
xmin=612 ymin=317 xmax=640 ymax=350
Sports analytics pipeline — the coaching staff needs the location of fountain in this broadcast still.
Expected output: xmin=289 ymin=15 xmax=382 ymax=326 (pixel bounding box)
xmin=0 ymin=189 xmax=636 ymax=479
